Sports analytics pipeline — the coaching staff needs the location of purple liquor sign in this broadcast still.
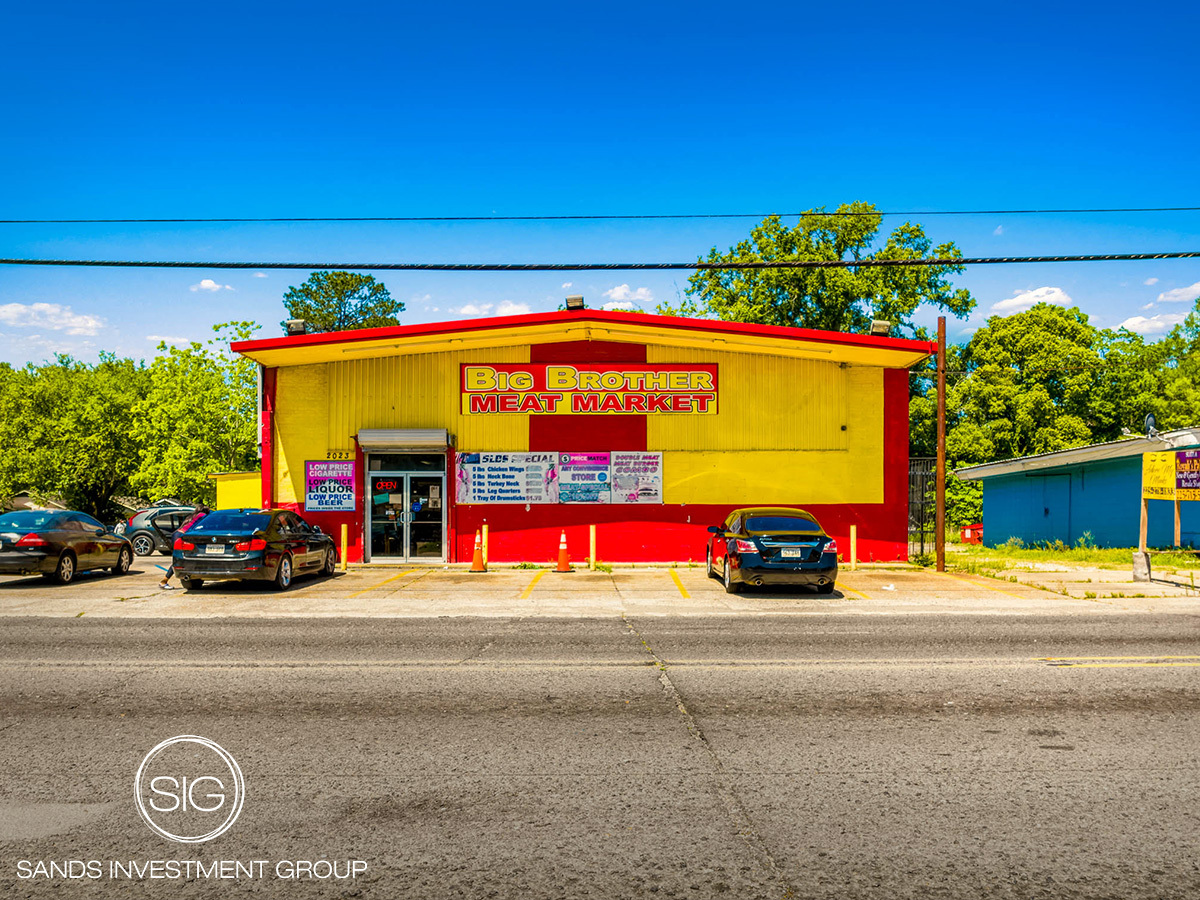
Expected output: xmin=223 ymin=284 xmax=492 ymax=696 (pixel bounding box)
xmin=305 ymin=460 xmax=357 ymax=512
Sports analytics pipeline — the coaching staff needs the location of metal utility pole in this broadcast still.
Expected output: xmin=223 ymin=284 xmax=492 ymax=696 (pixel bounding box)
xmin=936 ymin=316 xmax=947 ymax=572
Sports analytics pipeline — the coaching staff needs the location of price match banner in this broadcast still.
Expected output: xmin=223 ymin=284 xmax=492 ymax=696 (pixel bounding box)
xmin=461 ymin=364 xmax=718 ymax=415
xmin=304 ymin=460 xmax=357 ymax=512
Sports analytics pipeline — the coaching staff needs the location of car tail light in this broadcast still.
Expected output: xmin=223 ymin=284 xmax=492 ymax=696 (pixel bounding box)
xmin=823 ymin=539 xmax=838 ymax=555
xmin=235 ymin=538 xmax=267 ymax=552
xmin=733 ymin=539 xmax=757 ymax=553
xmin=174 ymin=537 xmax=195 ymax=550
xmin=15 ymin=533 xmax=48 ymax=548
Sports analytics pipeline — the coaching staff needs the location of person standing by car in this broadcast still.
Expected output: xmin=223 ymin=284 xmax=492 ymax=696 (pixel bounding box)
xmin=159 ymin=506 xmax=211 ymax=589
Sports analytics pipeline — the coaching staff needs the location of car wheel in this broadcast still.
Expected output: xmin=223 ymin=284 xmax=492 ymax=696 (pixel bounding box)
xmin=274 ymin=554 xmax=293 ymax=591
xmin=112 ymin=547 xmax=132 ymax=575
xmin=723 ymin=557 xmax=742 ymax=594
xmin=706 ymin=545 xmax=715 ymax=579
xmin=53 ymin=552 xmax=76 ymax=585
xmin=180 ymin=577 xmax=203 ymax=591
xmin=130 ymin=533 xmax=155 ymax=556
xmin=322 ymin=547 xmax=336 ymax=576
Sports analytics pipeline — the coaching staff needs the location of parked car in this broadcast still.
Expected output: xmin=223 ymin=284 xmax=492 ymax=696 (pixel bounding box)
xmin=171 ymin=508 xmax=337 ymax=591
xmin=0 ymin=510 xmax=134 ymax=584
xmin=706 ymin=507 xmax=838 ymax=594
xmin=119 ymin=506 xmax=196 ymax=556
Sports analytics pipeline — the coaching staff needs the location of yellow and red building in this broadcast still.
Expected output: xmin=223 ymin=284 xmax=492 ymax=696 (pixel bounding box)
xmin=231 ymin=310 xmax=932 ymax=564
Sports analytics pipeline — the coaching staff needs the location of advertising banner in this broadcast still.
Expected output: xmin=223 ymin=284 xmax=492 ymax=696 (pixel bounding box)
xmin=461 ymin=364 xmax=718 ymax=415
xmin=455 ymin=452 xmax=559 ymax=504
xmin=611 ymin=452 xmax=663 ymax=504
xmin=558 ymin=452 xmax=612 ymax=504
xmin=1178 ymin=450 xmax=1200 ymax=502
xmin=1142 ymin=451 xmax=1177 ymax=500
xmin=304 ymin=460 xmax=357 ymax=512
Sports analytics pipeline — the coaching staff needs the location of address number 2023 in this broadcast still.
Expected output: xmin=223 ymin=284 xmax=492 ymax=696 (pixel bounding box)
xmin=326 ymin=450 xmax=353 ymax=460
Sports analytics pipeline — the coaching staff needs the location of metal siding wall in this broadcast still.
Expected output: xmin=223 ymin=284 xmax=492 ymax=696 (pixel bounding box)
xmin=273 ymin=365 xmax=330 ymax=503
xmin=325 ymin=347 xmax=529 ymax=452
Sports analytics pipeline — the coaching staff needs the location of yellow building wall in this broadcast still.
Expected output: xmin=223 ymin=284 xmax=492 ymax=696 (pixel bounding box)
xmin=273 ymin=347 xmax=529 ymax=503
xmin=211 ymin=472 xmax=261 ymax=509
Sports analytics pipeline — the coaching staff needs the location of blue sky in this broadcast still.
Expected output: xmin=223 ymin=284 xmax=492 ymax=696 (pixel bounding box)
xmin=2 ymin=0 xmax=1199 ymax=364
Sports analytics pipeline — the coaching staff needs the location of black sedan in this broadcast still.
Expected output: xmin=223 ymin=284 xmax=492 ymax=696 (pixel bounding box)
xmin=706 ymin=507 xmax=838 ymax=594
xmin=172 ymin=508 xmax=337 ymax=591
xmin=0 ymin=510 xmax=134 ymax=584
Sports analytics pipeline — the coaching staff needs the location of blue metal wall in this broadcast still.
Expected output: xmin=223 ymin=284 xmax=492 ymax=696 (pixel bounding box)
xmin=979 ymin=456 xmax=1200 ymax=548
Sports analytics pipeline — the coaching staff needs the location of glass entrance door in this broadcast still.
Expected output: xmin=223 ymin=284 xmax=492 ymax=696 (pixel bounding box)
xmin=368 ymin=472 xmax=445 ymax=561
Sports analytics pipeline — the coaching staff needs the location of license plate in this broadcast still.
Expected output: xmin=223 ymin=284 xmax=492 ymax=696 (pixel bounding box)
xmin=204 ymin=544 xmax=226 ymax=555
xmin=780 ymin=548 xmax=803 ymax=558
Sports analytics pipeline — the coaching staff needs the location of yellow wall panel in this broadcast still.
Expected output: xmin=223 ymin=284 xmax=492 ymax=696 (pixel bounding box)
xmin=274 ymin=365 xmax=330 ymax=504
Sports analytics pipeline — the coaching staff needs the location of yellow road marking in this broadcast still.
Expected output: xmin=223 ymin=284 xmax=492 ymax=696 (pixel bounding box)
xmin=519 ymin=569 xmax=546 ymax=599
xmin=348 ymin=569 xmax=418 ymax=599
xmin=835 ymin=581 xmax=870 ymax=600
xmin=939 ymin=571 xmax=1029 ymax=600
xmin=669 ymin=569 xmax=690 ymax=599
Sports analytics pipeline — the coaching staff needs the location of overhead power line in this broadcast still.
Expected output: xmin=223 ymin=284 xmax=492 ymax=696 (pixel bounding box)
xmin=1 ymin=251 xmax=1198 ymax=271
xmin=2 ymin=207 xmax=1199 ymax=225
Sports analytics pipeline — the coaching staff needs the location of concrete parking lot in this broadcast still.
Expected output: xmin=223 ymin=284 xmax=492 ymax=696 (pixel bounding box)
xmin=2 ymin=560 xmax=1197 ymax=618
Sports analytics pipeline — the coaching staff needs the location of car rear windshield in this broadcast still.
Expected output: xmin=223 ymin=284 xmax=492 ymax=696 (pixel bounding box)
xmin=188 ymin=511 xmax=271 ymax=533
xmin=0 ymin=511 xmax=63 ymax=530
xmin=745 ymin=515 xmax=821 ymax=533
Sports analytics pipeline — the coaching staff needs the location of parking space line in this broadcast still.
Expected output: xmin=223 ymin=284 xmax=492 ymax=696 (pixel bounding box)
xmin=348 ymin=569 xmax=418 ymax=598
xmin=519 ymin=570 xmax=546 ymax=599
xmin=939 ymin=571 xmax=1029 ymax=600
xmin=835 ymin=581 xmax=870 ymax=600
xmin=668 ymin=569 xmax=690 ymax=599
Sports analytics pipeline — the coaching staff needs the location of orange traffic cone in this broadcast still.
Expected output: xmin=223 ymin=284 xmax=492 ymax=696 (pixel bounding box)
xmin=469 ymin=530 xmax=487 ymax=573
xmin=555 ymin=530 xmax=572 ymax=573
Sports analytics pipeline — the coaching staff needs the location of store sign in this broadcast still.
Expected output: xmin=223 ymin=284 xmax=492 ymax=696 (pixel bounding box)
xmin=305 ymin=460 xmax=357 ymax=512
xmin=1142 ymin=449 xmax=1200 ymax=501
xmin=455 ymin=451 xmax=663 ymax=504
xmin=460 ymin=364 xmax=718 ymax=415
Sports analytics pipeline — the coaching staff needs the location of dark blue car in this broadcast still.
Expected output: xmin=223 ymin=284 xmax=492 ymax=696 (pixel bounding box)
xmin=706 ymin=507 xmax=838 ymax=594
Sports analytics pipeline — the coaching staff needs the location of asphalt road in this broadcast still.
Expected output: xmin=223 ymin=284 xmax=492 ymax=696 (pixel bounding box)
xmin=3 ymin=615 xmax=1200 ymax=899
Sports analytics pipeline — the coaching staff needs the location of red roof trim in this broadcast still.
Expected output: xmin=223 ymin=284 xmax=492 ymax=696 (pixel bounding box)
xmin=231 ymin=310 xmax=936 ymax=356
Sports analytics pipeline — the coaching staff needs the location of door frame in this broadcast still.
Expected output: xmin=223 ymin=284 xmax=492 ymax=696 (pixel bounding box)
xmin=364 ymin=468 xmax=447 ymax=563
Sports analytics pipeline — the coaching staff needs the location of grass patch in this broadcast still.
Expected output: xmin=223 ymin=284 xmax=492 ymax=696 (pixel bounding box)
xmin=948 ymin=544 xmax=1200 ymax=571
xmin=511 ymin=562 xmax=544 ymax=570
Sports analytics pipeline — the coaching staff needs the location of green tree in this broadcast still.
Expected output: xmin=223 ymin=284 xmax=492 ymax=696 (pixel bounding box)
xmin=130 ymin=322 xmax=261 ymax=505
xmin=660 ymin=202 xmax=975 ymax=336
xmin=281 ymin=271 xmax=403 ymax=333
xmin=0 ymin=354 xmax=149 ymax=519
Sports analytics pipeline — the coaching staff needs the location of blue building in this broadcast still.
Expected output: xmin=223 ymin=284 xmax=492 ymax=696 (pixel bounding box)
xmin=956 ymin=428 xmax=1200 ymax=548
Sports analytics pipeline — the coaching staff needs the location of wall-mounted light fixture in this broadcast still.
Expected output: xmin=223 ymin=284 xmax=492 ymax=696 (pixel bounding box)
xmin=564 ymin=295 xmax=586 ymax=311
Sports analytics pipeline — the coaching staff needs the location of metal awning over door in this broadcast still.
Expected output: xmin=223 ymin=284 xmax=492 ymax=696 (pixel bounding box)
xmin=357 ymin=429 xmax=449 ymax=451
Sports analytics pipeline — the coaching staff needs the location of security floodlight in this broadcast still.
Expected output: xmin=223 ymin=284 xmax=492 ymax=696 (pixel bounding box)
xmin=870 ymin=319 xmax=891 ymax=336
xmin=564 ymin=295 xmax=586 ymax=311
xmin=285 ymin=319 xmax=308 ymax=336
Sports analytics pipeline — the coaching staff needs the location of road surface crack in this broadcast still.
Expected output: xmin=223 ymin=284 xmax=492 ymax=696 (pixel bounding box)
xmin=621 ymin=614 xmax=796 ymax=899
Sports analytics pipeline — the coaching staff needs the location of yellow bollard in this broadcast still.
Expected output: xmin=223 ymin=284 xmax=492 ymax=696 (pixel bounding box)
xmin=850 ymin=524 xmax=857 ymax=572
xmin=340 ymin=523 xmax=348 ymax=571
xmin=481 ymin=523 xmax=489 ymax=568
xmin=589 ymin=524 xmax=596 ymax=570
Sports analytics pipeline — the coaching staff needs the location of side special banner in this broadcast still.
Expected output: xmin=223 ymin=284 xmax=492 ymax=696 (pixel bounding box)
xmin=461 ymin=364 xmax=718 ymax=415
xmin=1179 ymin=450 xmax=1200 ymax=502
xmin=559 ymin=452 xmax=611 ymax=504
xmin=304 ymin=460 xmax=357 ymax=512
xmin=611 ymin=452 xmax=663 ymax=504
xmin=455 ymin=452 xmax=559 ymax=504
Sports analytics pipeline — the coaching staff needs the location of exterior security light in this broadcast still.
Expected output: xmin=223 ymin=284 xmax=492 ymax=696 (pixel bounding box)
xmin=285 ymin=319 xmax=308 ymax=336
xmin=869 ymin=320 xmax=891 ymax=336
xmin=564 ymin=295 xmax=585 ymax=311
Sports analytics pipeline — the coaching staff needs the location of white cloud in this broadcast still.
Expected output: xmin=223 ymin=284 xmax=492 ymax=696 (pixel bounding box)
xmin=496 ymin=301 xmax=531 ymax=316
xmin=252 ymin=272 xmax=268 ymax=278
xmin=1119 ymin=312 xmax=1188 ymax=334
xmin=0 ymin=302 xmax=105 ymax=335
xmin=453 ymin=303 xmax=492 ymax=317
xmin=989 ymin=286 xmax=1072 ymax=314
xmin=1156 ymin=281 xmax=1200 ymax=304
xmin=1143 ymin=277 xmax=1158 ymax=286
xmin=603 ymin=284 xmax=654 ymax=303
xmin=561 ymin=282 xmax=573 ymax=289
xmin=602 ymin=301 xmax=636 ymax=311
xmin=190 ymin=278 xmax=234 ymax=292
xmin=993 ymin=225 xmax=1004 ymax=236
xmin=146 ymin=334 xmax=191 ymax=345
xmin=1141 ymin=302 xmax=1155 ymax=310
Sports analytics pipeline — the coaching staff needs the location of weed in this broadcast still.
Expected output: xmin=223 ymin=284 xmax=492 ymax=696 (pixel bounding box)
xmin=594 ymin=563 xmax=613 ymax=573
xmin=1075 ymin=531 xmax=1097 ymax=550
xmin=512 ymin=562 xmax=544 ymax=570
xmin=1084 ymin=591 xmax=1097 ymax=599
xmin=912 ymin=552 xmax=935 ymax=567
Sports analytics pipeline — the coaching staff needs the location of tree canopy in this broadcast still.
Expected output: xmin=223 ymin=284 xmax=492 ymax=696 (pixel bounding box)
xmin=659 ymin=202 xmax=975 ymax=336
xmin=281 ymin=271 xmax=403 ymax=333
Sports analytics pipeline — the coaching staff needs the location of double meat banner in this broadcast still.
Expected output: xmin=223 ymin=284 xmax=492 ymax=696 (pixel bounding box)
xmin=456 ymin=452 xmax=662 ymax=505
